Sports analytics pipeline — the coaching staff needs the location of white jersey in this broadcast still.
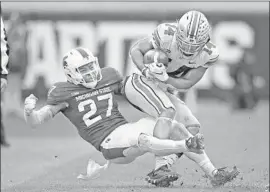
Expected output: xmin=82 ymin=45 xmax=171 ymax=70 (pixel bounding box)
xmin=151 ymin=23 xmax=219 ymax=78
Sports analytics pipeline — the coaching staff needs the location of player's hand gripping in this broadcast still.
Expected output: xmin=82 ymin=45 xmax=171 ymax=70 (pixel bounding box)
xmin=24 ymin=94 xmax=38 ymax=116
xmin=142 ymin=62 xmax=169 ymax=82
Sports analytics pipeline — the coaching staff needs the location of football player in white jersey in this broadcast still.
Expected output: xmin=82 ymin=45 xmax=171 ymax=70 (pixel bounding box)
xmin=124 ymin=10 xmax=239 ymax=187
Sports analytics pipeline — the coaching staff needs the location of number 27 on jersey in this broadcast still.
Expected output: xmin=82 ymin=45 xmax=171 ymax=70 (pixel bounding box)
xmin=78 ymin=93 xmax=113 ymax=127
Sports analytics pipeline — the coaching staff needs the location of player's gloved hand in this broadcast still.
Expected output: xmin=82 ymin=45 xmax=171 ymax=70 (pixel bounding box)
xmin=141 ymin=66 xmax=155 ymax=79
xmin=148 ymin=62 xmax=169 ymax=82
xmin=1 ymin=78 xmax=7 ymax=93
xmin=24 ymin=94 xmax=38 ymax=116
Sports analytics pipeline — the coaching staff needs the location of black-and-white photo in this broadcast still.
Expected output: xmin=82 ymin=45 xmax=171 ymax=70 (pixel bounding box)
xmin=1 ymin=2 xmax=269 ymax=192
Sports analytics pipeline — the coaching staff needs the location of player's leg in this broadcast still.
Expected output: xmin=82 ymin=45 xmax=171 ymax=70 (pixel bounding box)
xmin=174 ymin=120 xmax=219 ymax=179
xmin=164 ymin=104 xmax=240 ymax=186
xmin=169 ymin=96 xmax=218 ymax=178
xmin=174 ymin=122 xmax=239 ymax=186
xmin=123 ymin=74 xmax=176 ymax=140
xmin=78 ymin=121 xmax=147 ymax=181
xmin=124 ymin=75 xmax=183 ymax=186
xmin=150 ymin=88 xmax=200 ymax=175
xmin=154 ymin=92 xmax=201 ymax=170
xmin=99 ymin=122 xmax=145 ymax=165
xmin=167 ymin=92 xmax=201 ymax=135
xmin=81 ymin=118 xmax=204 ymax=182
xmin=137 ymin=119 xmax=204 ymax=155
xmin=100 ymin=118 xmax=203 ymax=162
xmin=102 ymin=117 xmax=204 ymax=187
xmin=143 ymin=90 xmax=199 ymax=183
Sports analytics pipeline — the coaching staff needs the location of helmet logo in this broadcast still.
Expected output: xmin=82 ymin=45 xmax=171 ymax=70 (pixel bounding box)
xmin=76 ymin=47 xmax=90 ymax=59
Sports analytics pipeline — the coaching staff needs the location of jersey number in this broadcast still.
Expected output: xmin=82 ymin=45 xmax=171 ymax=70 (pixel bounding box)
xmin=78 ymin=93 xmax=113 ymax=127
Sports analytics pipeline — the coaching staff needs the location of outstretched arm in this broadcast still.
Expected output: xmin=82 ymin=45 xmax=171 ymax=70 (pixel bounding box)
xmin=24 ymin=94 xmax=68 ymax=127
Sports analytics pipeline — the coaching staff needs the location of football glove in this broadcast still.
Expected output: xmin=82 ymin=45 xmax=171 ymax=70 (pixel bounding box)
xmin=148 ymin=62 xmax=169 ymax=82
xmin=24 ymin=94 xmax=38 ymax=116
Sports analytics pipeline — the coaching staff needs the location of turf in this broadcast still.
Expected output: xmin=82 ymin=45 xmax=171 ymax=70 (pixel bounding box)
xmin=1 ymin=99 xmax=269 ymax=192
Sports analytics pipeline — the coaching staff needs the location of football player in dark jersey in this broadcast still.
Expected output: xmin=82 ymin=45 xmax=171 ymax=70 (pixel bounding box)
xmin=24 ymin=47 xmax=205 ymax=186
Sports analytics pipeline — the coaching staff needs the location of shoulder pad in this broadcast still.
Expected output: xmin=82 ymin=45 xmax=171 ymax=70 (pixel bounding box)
xmin=47 ymin=82 xmax=70 ymax=105
xmin=202 ymin=41 xmax=219 ymax=68
xmin=151 ymin=23 xmax=177 ymax=51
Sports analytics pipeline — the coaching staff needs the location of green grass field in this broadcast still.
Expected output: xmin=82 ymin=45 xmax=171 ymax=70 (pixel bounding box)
xmin=1 ymin=99 xmax=269 ymax=192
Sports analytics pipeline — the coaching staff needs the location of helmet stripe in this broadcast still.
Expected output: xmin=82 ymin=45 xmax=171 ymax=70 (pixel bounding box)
xmin=194 ymin=14 xmax=201 ymax=38
xmin=76 ymin=47 xmax=89 ymax=58
xmin=189 ymin=11 xmax=199 ymax=39
xmin=152 ymin=29 xmax=161 ymax=48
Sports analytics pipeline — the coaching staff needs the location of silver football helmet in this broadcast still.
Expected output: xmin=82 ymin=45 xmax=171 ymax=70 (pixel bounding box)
xmin=62 ymin=47 xmax=102 ymax=88
xmin=176 ymin=10 xmax=211 ymax=59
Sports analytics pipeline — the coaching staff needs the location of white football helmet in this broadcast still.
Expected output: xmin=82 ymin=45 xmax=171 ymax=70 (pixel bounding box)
xmin=62 ymin=47 xmax=102 ymax=88
xmin=176 ymin=10 xmax=211 ymax=59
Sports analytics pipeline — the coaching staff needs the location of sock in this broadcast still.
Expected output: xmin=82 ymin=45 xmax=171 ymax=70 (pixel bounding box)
xmin=154 ymin=154 xmax=179 ymax=170
xmin=198 ymin=160 xmax=218 ymax=178
xmin=184 ymin=151 xmax=217 ymax=178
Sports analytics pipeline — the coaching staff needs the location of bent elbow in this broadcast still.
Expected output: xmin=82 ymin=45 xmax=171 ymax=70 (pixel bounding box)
xmin=130 ymin=46 xmax=140 ymax=58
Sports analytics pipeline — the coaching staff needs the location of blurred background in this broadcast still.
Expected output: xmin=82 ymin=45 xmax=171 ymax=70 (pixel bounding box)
xmin=1 ymin=2 xmax=269 ymax=192
xmin=1 ymin=2 xmax=269 ymax=115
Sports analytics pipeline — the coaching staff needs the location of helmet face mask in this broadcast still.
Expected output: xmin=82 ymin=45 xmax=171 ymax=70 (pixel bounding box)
xmin=62 ymin=47 xmax=102 ymax=89
xmin=176 ymin=10 xmax=211 ymax=60
xmin=77 ymin=59 xmax=102 ymax=88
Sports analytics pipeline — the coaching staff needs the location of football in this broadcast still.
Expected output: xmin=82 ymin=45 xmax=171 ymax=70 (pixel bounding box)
xmin=143 ymin=49 xmax=169 ymax=67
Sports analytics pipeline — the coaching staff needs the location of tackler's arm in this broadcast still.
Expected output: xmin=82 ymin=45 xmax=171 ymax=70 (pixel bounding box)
xmin=24 ymin=94 xmax=68 ymax=127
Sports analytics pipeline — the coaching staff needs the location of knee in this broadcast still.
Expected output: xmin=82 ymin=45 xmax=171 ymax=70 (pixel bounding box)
xmin=186 ymin=124 xmax=201 ymax=136
xmin=160 ymin=107 xmax=176 ymax=119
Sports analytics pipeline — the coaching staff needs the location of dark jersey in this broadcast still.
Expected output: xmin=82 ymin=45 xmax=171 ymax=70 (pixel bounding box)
xmin=47 ymin=67 xmax=128 ymax=151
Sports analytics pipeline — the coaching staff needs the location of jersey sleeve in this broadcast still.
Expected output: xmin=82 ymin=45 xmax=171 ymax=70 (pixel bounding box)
xmin=202 ymin=41 xmax=219 ymax=68
xmin=105 ymin=67 xmax=123 ymax=95
xmin=106 ymin=67 xmax=123 ymax=83
xmin=151 ymin=23 xmax=176 ymax=52
xmin=46 ymin=84 xmax=67 ymax=105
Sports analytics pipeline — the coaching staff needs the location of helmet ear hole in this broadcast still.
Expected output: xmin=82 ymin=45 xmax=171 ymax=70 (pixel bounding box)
xmin=63 ymin=61 xmax=68 ymax=68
